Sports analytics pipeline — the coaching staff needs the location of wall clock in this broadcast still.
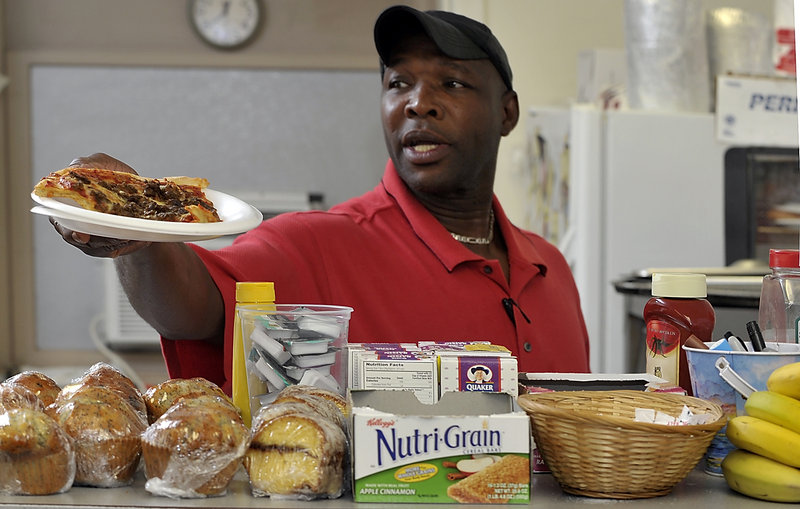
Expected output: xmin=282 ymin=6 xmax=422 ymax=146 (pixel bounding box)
xmin=188 ymin=0 xmax=263 ymax=50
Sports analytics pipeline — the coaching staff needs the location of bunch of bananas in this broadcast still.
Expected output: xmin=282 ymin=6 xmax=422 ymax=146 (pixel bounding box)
xmin=721 ymin=361 xmax=800 ymax=502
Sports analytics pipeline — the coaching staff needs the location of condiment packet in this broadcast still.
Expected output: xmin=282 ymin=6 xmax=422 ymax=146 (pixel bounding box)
xmin=248 ymin=347 xmax=291 ymax=390
xmin=251 ymin=326 xmax=292 ymax=365
xmin=634 ymin=405 xmax=716 ymax=425
xmin=634 ymin=408 xmax=679 ymax=425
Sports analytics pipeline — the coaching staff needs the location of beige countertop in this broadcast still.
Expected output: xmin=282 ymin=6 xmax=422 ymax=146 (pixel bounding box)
xmin=0 ymin=466 xmax=779 ymax=508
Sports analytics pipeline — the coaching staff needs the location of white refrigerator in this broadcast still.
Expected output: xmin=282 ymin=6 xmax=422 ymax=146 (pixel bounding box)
xmin=524 ymin=106 xmax=729 ymax=374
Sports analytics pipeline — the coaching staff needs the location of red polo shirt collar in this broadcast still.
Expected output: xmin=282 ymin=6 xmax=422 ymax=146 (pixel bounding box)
xmin=379 ymin=160 xmax=548 ymax=276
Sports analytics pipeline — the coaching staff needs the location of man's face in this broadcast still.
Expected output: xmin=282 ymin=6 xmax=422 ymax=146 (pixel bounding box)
xmin=380 ymin=33 xmax=518 ymax=202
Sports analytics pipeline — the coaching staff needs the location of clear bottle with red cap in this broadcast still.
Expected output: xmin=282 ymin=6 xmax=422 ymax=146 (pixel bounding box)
xmin=644 ymin=273 xmax=715 ymax=395
xmin=758 ymin=249 xmax=800 ymax=344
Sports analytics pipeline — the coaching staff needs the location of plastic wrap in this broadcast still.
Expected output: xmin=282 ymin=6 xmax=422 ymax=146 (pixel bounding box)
xmin=59 ymin=362 xmax=147 ymax=421
xmin=624 ymin=0 xmax=710 ymax=112
xmin=706 ymin=8 xmax=771 ymax=77
xmin=50 ymin=385 xmax=147 ymax=487
xmin=273 ymin=389 xmax=347 ymax=430
xmin=0 ymin=407 xmax=76 ymax=495
xmin=246 ymin=399 xmax=347 ymax=499
xmin=0 ymin=382 xmax=46 ymax=412
xmin=3 ymin=371 xmax=61 ymax=407
xmin=275 ymin=384 xmax=350 ymax=418
xmin=141 ymin=395 xmax=249 ymax=498
xmin=706 ymin=7 xmax=771 ymax=110
xmin=143 ymin=376 xmax=231 ymax=424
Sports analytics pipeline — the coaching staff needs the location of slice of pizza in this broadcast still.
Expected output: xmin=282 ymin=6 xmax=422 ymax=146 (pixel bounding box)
xmin=33 ymin=167 xmax=221 ymax=223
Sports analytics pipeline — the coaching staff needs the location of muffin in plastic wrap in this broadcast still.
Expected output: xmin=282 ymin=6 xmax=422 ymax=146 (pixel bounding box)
xmin=143 ymin=376 xmax=232 ymax=424
xmin=58 ymin=362 xmax=147 ymax=421
xmin=0 ymin=407 xmax=76 ymax=495
xmin=3 ymin=371 xmax=61 ymax=407
xmin=245 ymin=397 xmax=347 ymax=499
xmin=273 ymin=387 xmax=347 ymax=430
xmin=50 ymin=384 xmax=147 ymax=487
xmin=274 ymin=383 xmax=350 ymax=418
xmin=141 ymin=394 xmax=249 ymax=498
xmin=0 ymin=383 xmax=46 ymax=413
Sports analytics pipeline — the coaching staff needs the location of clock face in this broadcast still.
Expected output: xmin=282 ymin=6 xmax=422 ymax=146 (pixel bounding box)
xmin=189 ymin=0 xmax=262 ymax=49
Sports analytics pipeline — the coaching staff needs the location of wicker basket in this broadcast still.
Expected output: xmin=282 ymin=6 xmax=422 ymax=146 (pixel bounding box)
xmin=517 ymin=390 xmax=726 ymax=499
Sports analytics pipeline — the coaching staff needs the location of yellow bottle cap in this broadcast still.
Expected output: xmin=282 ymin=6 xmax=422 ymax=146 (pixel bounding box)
xmin=651 ymin=273 xmax=707 ymax=298
xmin=235 ymin=282 xmax=275 ymax=303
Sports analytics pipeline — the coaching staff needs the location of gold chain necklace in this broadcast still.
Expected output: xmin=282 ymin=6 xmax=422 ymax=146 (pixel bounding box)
xmin=449 ymin=209 xmax=494 ymax=245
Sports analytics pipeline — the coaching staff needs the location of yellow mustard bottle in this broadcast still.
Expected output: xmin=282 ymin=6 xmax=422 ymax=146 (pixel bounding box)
xmin=232 ymin=281 xmax=275 ymax=427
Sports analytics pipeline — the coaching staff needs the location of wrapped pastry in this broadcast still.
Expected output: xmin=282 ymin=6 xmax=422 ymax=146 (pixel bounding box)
xmin=141 ymin=395 xmax=248 ymax=498
xmin=273 ymin=387 xmax=347 ymax=430
xmin=275 ymin=384 xmax=350 ymax=418
xmin=245 ymin=400 xmax=347 ymax=499
xmin=59 ymin=362 xmax=146 ymax=421
xmin=143 ymin=377 xmax=232 ymax=424
xmin=0 ymin=407 xmax=75 ymax=495
xmin=0 ymin=383 xmax=45 ymax=412
xmin=50 ymin=385 xmax=147 ymax=487
xmin=3 ymin=371 xmax=61 ymax=407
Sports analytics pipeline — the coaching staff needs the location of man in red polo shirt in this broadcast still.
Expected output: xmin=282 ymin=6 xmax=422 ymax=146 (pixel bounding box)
xmin=51 ymin=5 xmax=590 ymax=394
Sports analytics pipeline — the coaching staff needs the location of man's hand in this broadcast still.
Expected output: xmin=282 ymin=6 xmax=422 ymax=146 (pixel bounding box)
xmin=49 ymin=153 xmax=151 ymax=258
xmin=49 ymin=217 xmax=151 ymax=258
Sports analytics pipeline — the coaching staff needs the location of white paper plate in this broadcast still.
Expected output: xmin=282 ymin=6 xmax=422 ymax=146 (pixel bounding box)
xmin=31 ymin=189 xmax=263 ymax=242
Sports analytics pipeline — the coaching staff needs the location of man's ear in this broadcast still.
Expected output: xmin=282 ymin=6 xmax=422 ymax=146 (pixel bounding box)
xmin=500 ymin=90 xmax=520 ymax=137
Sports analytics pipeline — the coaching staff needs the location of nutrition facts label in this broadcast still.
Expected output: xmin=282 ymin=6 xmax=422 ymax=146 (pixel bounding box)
xmin=361 ymin=359 xmax=437 ymax=404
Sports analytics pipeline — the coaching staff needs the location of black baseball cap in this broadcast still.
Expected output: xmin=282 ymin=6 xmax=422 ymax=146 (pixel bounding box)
xmin=374 ymin=5 xmax=513 ymax=91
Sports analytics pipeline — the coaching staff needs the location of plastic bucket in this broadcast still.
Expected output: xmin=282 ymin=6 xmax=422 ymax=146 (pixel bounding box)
xmin=683 ymin=342 xmax=800 ymax=475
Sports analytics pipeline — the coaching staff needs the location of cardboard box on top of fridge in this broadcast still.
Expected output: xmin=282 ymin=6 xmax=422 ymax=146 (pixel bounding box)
xmin=519 ymin=372 xmax=674 ymax=473
xmin=350 ymin=390 xmax=531 ymax=504
xmin=715 ymin=74 xmax=798 ymax=147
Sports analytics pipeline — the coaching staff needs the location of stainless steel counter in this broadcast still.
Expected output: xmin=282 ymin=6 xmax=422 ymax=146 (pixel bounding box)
xmin=0 ymin=466 xmax=779 ymax=508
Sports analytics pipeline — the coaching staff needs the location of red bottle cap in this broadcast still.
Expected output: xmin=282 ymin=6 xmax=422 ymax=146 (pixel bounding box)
xmin=769 ymin=249 xmax=800 ymax=269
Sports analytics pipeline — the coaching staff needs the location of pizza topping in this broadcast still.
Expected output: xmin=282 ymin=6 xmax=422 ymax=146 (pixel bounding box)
xmin=33 ymin=167 xmax=221 ymax=223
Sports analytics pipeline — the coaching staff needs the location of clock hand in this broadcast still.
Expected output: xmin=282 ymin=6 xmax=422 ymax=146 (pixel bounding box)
xmin=207 ymin=1 xmax=231 ymax=25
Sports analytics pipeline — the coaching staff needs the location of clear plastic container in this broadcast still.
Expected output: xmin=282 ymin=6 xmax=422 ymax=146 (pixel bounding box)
xmin=758 ymin=249 xmax=800 ymax=343
xmin=644 ymin=273 xmax=715 ymax=395
xmin=238 ymin=304 xmax=353 ymax=421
